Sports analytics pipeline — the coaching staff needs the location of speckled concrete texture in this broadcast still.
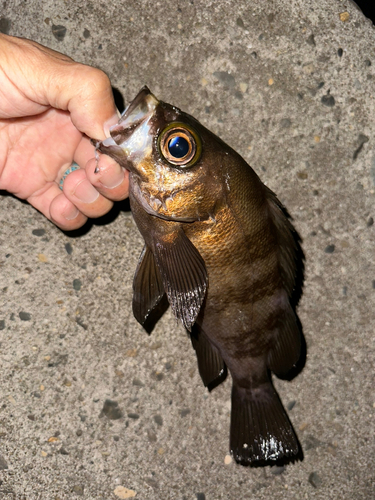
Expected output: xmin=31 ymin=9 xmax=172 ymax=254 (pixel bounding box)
xmin=0 ymin=1 xmax=374 ymax=499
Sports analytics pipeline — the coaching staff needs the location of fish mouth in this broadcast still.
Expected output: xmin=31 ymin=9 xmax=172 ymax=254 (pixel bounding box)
xmin=95 ymin=86 xmax=159 ymax=169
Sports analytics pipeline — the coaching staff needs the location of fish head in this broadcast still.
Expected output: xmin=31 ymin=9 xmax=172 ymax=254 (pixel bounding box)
xmin=96 ymin=86 xmax=228 ymax=222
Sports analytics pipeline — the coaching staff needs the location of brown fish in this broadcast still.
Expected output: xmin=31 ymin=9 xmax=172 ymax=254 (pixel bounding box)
xmin=95 ymin=87 xmax=305 ymax=466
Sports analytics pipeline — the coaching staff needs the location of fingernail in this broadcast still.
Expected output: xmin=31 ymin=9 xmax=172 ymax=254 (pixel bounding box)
xmin=104 ymin=110 xmax=120 ymax=137
xmin=73 ymin=179 xmax=99 ymax=204
xmin=63 ymin=205 xmax=79 ymax=221
xmin=99 ymin=169 xmax=124 ymax=189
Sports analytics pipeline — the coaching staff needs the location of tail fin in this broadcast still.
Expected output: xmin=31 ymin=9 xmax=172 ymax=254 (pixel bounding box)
xmin=230 ymin=381 xmax=301 ymax=466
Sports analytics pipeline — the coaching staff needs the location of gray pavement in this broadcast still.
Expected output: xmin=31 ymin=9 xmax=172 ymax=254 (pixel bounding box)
xmin=0 ymin=0 xmax=374 ymax=499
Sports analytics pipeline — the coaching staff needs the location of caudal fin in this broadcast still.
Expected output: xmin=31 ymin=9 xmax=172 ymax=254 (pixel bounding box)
xmin=230 ymin=381 xmax=301 ymax=466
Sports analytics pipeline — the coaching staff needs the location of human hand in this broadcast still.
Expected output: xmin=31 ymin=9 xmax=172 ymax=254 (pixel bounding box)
xmin=0 ymin=34 xmax=129 ymax=230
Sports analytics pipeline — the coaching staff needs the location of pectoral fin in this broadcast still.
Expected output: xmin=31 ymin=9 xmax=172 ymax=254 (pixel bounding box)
xmin=191 ymin=324 xmax=227 ymax=391
xmin=153 ymin=228 xmax=208 ymax=331
xmin=133 ymin=245 xmax=167 ymax=333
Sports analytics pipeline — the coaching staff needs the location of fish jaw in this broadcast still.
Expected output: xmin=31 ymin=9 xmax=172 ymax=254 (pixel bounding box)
xmin=130 ymin=177 xmax=198 ymax=222
xmin=95 ymin=86 xmax=159 ymax=171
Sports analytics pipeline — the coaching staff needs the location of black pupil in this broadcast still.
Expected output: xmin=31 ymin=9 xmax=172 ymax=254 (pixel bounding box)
xmin=168 ymin=136 xmax=190 ymax=158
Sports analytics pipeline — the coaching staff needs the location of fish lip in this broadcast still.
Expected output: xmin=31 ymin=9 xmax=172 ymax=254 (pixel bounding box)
xmin=131 ymin=177 xmax=197 ymax=223
xmin=93 ymin=86 xmax=155 ymax=147
xmin=119 ymin=86 xmax=152 ymax=123
xmin=109 ymin=86 xmax=159 ymax=141
xmin=93 ymin=87 xmax=159 ymax=171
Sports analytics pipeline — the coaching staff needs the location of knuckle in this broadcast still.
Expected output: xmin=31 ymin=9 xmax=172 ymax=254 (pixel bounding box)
xmin=76 ymin=65 xmax=111 ymax=98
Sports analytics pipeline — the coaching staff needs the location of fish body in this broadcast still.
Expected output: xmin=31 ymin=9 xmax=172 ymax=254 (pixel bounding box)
xmin=96 ymin=87 xmax=304 ymax=466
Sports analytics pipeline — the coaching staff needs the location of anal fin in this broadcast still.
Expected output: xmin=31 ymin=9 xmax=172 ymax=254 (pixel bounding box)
xmin=230 ymin=381 xmax=301 ymax=466
xmin=190 ymin=325 xmax=227 ymax=391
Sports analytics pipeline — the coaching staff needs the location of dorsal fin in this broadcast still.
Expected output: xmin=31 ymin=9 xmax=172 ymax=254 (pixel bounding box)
xmin=265 ymin=186 xmax=304 ymax=307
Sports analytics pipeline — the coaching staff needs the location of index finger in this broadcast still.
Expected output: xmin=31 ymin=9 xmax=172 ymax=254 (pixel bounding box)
xmin=0 ymin=34 xmax=119 ymax=140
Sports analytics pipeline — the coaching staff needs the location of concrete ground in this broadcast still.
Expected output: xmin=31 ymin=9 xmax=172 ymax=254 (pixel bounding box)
xmin=0 ymin=0 xmax=374 ymax=499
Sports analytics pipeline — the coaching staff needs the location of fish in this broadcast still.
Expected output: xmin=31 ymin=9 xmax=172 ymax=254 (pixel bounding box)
xmin=94 ymin=86 xmax=305 ymax=466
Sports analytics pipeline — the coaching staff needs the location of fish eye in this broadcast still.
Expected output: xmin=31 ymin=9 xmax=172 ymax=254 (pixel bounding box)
xmin=158 ymin=123 xmax=201 ymax=167
xmin=168 ymin=136 xmax=189 ymax=158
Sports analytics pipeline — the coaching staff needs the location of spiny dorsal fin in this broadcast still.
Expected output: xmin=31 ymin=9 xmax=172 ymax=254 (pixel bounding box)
xmin=265 ymin=187 xmax=304 ymax=307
